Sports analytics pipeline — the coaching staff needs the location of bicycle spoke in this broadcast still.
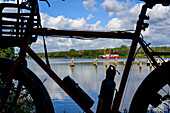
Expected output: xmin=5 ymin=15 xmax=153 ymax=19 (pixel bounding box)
xmin=0 ymin=75 xmax=36 ymax=112
xmin=148 ymin=85 xmax=170 ymax=112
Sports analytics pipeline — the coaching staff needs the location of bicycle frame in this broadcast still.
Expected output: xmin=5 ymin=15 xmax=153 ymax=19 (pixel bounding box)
xmin=1 ymin=1 xmax=170 ymax=113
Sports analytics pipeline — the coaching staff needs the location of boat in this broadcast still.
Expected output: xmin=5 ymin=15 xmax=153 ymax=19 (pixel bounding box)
xmin=101 ymin=54 xmax=119 ymax=59
xmin=101 ymin=49 xmax=119 ymax=59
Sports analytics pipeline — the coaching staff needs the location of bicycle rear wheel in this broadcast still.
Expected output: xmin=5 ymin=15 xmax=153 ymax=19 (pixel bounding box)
xmin=129 ymin=61 xmax=170 ymax=113
xmin=0 ymin=58 xmax=54 ymax=113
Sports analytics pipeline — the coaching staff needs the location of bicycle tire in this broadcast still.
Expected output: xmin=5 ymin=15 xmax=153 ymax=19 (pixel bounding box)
xmin=0 ymin=58 xmax=55 ymax=113
xmin=129 ymin=61 xmax=170 ymax=113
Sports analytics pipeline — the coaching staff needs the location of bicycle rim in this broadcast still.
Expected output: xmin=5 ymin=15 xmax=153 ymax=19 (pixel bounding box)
xmin=0 ymin=58 xmax=54 ymax=113
xmin=129 ymin=61 xmax=170 ymax=113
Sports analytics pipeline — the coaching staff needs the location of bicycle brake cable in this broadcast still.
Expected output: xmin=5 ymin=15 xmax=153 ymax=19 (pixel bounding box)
xmin=142 ymin=37 xmax=166 ymax=63
xmin=40 ymin=0 xmax=51 ymax=7
xmin=42 ymin=36 xmax=51 ymax=68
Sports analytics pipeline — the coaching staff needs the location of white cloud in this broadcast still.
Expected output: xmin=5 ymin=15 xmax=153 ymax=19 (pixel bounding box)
xmin=86 ymin=14 xmax=94 ymax=21
xmin=105 ymin=18 xmax=121 ymax=30
xmin=41 ymin=13 xmax=104 ymax=31
xmin=148 ymin=4 xmax=170 ymax=22
xmin=70 ymin=17 xmax=86 ymax=30
xmin=109 ymin=12 xmax=114 ymax=17
xmin=2 ymin=0 xmax=170 ymax=52
xmin=41 ymin=13 xmax=73 ymax=30
xmin=105 ymin=4 xmax=142 ymax=31
xmin=101 ymin=0 xmax=125 ymax=12
xmin=83 ymin=0 xmax=97 ymax=11
xmin=37 ymin=3 xmax=170 ymax=52
xmin=142 ymin=4 xmax=170 ymax=46
xmin=104 ymin=3 xmax=170 ymax=47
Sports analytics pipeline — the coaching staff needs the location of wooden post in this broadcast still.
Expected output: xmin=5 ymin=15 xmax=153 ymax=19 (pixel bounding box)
xmin=123 ymin=60 xmax=126 ymax=66
xmin=94 ymin=58 xmax=97 ymax=67
xmin=94 ymin=65 xmax=97 ymax=73
xmin=70 ymin=66 xmax=74 ymax=74
xmin=160 ymin=60 xmax=162 ymax=65
xmin=149 ymin=62 xmax=152 ymax=68
xmin=70 ymin=58 xmax=74 ymax=67
xmin=149 ymin=62 xmax=152 ymax=72
xmin=137 ymin=59 xmax=139 ymax=65
xmin=104 ymin=60 xmax=107 ymax=67
xmin=114 ymin=58 xmax=117 ymax=66
xmin=104 ymin=60 xmax=107 ymax=71
xmin=139 ymin=61 xmax=142 ymax=69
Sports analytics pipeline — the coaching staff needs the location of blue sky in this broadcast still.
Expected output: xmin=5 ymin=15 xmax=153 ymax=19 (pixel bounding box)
xmin=39 ymin=0 xmax=112 ymax=26
xmin=2 ymin=0 xmax=170 ymax=52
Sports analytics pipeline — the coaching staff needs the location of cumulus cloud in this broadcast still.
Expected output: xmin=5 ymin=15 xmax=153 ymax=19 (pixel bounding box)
xmin=41 ymin=13 xmax=104 ymax=31
xmin=109 ymin=12 xmax=114 ymax=17
xmin=86 ymin=14 xmax=94 ymax=21
xmin=142 ymin=4 xmax=170 ymax=46
xmin=101 ymin=0 xmax=125 ymax=12
xmin=104 ymin=3 xmax=170 ymax=47
xmin=41 ymin=13 xmax=73 ymax=30
xmin=2 ymin=0 xmax=170 ymax=52
xmin=70 ymin=18 xmax=86 ymax=30
xmin=83 ymin=0 xmax=97 ymax=11
xmin=105 ymin=3 xmax=143 ymax=30
xmin=34 ymin=3 xmax=170 ymax=52
xmin=148 ymin=4 xmax=170 ymax=23
xmin=35 ymin=13 xmax=105 ymax=52
xmin=100 ymin=0 xmax=129 ymax=17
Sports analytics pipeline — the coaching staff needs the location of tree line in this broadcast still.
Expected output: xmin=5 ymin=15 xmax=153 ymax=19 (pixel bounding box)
xmin=37 ymin=45 xmax=170 ymax=58
xmin=1 ymin=45 xmax=170 ymax=59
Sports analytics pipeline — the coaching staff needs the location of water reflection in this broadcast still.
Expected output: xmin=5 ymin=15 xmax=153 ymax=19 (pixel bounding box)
xmin=94 ymin=65 xmax=97 ymax=73
xmin=27 ymin=58 xmax=151 ymax=113
xmin=70 ymin=66 xmax=74 ymax=74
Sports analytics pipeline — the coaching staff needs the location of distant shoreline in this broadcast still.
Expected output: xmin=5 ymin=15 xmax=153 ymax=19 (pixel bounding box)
xmin=34 ymin=45 xmax=170 ymax=59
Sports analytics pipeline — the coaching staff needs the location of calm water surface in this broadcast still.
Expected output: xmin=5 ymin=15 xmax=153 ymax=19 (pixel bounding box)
xmin=27 ymin=58 xmax=152 ymax=113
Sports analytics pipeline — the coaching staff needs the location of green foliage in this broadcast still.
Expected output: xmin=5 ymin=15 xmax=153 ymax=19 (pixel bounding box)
xmin=0 ymin=47 xmax=14 ymax=58
xmin=117 ymin=45 xmax=129 ymax=56
xmin=36 ymin=45 xmax=170 ymax=58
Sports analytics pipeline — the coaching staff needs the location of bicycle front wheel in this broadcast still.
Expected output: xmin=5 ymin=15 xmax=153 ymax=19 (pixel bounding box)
xmin=0 ymin=58 xmax=54 ymax=113
xmin=129 ymin=61 xmax=170 ymax=113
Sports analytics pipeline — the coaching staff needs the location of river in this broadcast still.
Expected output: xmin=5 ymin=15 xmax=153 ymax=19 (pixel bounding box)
xmin=27 ymin=58 xmax=152 ymax=113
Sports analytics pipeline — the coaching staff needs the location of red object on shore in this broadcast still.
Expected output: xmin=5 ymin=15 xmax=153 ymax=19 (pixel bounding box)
xmin=101 ymin=54 xmax=119 ymax=59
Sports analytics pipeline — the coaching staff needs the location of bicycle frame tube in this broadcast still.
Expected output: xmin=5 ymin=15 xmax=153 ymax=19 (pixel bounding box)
xmin=23 ymin=28 xmax=167 ymax=113
xmin=111 ymin=38 xmax=168 ymax=113
xmin=111 ymin=39 xmax=138 ymax=113
xmin=1 ymin=0 xmax=170 ymax=112
xmin=138 ymin=38 xmax=167 ymax=80
xmin=24 ymin=45 xmax=93 ymax=113
xmin=111 ymin=4 xmax=168 ymax=112
xmin=29 ymin=28 xmax=167 ymax=113
xmin=20 ymin=3 xmax=168 ymax=113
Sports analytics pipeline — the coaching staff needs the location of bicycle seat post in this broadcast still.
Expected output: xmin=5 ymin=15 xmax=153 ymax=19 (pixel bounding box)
xmin=111 ymin=3 xmax=151 ymax=113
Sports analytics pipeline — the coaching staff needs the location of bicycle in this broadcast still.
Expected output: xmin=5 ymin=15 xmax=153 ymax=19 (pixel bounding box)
xmin=0 ymin=0 xmax=170 ymax=112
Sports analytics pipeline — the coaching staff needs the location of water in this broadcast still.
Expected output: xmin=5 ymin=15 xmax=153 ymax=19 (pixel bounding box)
xmin=27 ymin=58 xmax=152 ymax=113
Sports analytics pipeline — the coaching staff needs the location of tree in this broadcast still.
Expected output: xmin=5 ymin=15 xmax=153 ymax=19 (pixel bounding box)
xmin=118 ymin=45 xmax=129 ymax=56
xmin=0 ymin=47 xmax=14 ymax=58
